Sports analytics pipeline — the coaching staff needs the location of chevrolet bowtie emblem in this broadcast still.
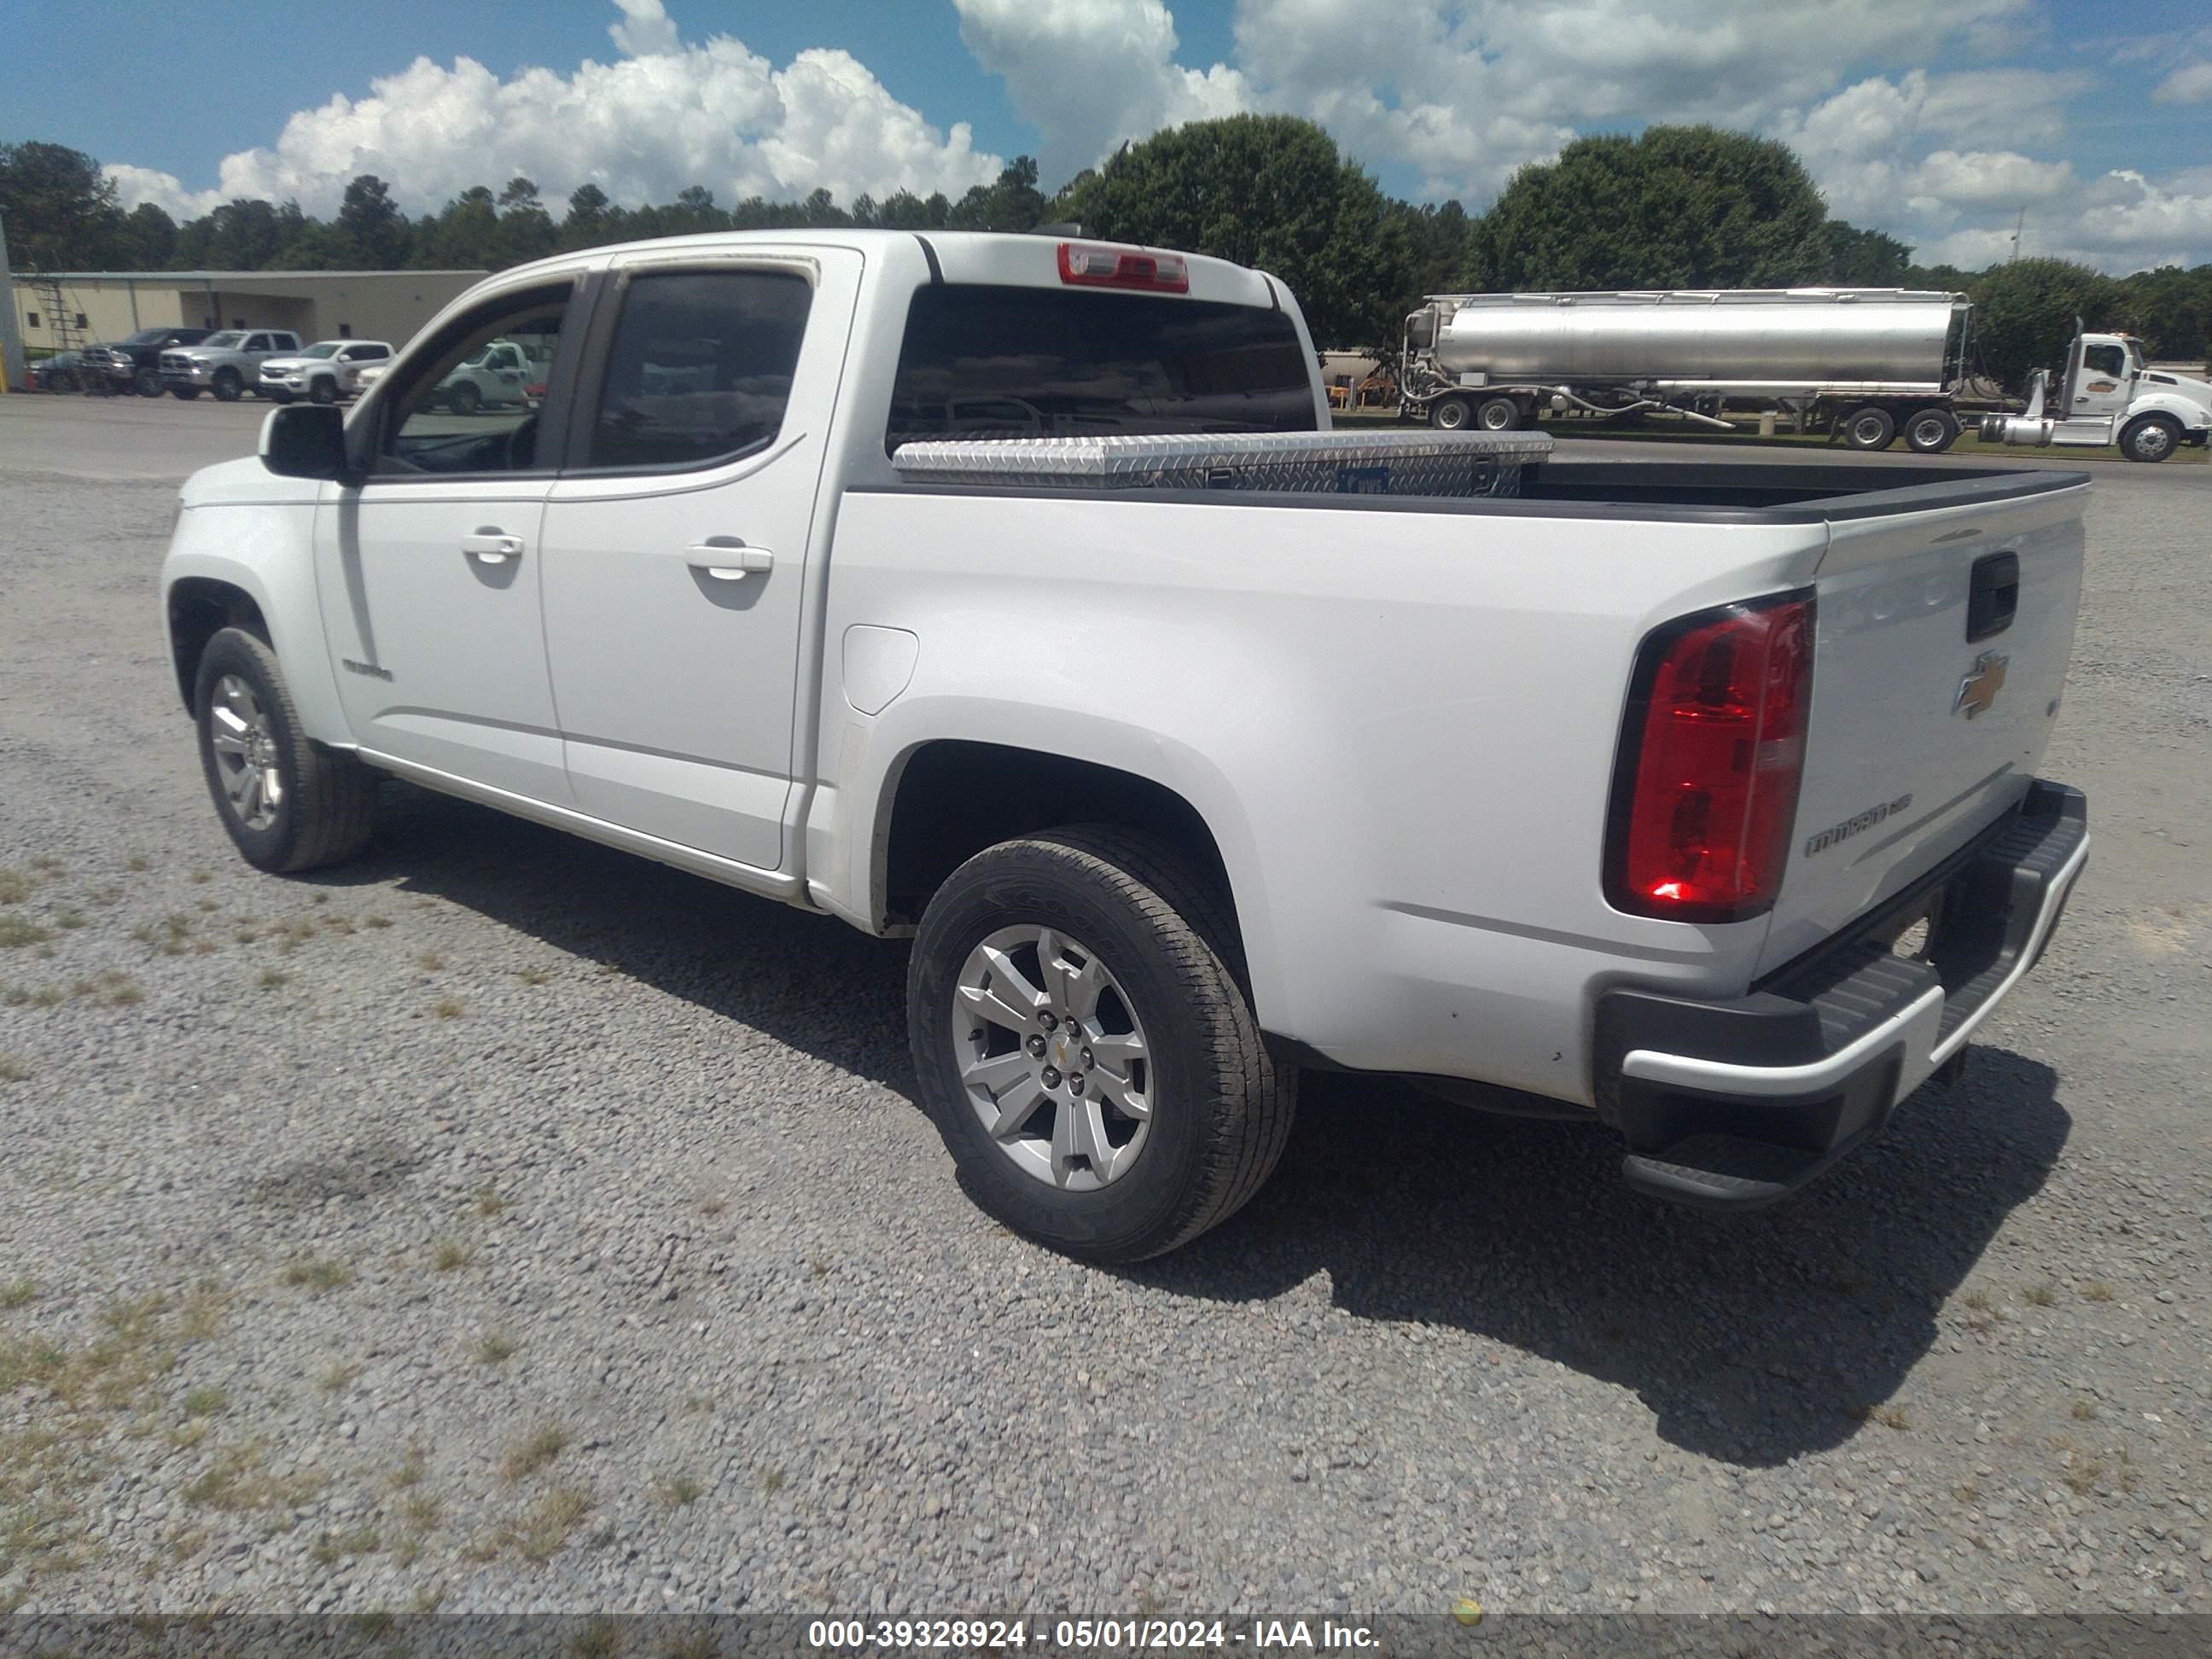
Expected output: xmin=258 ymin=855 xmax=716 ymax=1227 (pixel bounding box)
xmin=1954 ymin=651 xmax=2009 ymax=719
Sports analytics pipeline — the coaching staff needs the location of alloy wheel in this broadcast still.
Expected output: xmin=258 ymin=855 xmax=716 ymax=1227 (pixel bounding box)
xmin=207 ymin=674 xmax=284 ymax=830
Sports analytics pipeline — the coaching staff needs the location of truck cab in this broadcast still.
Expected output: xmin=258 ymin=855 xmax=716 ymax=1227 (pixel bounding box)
xmin=1984 ymin=329 xmax=2212 ymax=462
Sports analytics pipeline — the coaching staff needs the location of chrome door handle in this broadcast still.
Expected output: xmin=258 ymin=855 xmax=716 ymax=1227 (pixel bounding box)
xmin=685 ymin=544 xmax=773 ymax=580
xmin=462 ymin=532 xmax=523 ymax=564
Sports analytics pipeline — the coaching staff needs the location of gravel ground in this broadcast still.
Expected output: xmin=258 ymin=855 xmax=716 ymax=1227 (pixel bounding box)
xmin=1 ymin=396 xmax=2208 ymax=1619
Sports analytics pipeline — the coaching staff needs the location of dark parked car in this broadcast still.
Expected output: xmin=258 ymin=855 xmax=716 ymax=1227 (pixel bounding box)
xmin=80 ymin=327 xmax=217 ymax=397
xmin=26 ymin=351 xmax=87 ymax=393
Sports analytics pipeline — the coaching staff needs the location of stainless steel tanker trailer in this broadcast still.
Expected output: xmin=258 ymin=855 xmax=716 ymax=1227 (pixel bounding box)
xmin=1399 ymin=288 xmax=1976 ymax=452
xmin=1398 ymin=287 xmax=2211 ymax=459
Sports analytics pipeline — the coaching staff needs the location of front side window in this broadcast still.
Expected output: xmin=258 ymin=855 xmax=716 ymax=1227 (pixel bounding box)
xmin=378 ymin=288 xmax=568 ymax=475
xmin=584 ymin=270 xmax=813 ymax=471
xmin=2081 ymin=343 xmax=2126 ymax=378
xmin=885 ymin=284 xmax=1316 ymax=452
xmin=245 ymin=335 xmax=271 ymax=352
xmin=201 ymin=331 xmax=247 ymax=351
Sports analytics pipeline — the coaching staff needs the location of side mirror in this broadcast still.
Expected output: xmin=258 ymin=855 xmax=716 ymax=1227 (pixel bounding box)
xmin=260 ymin=403 xmax=350 ymax=480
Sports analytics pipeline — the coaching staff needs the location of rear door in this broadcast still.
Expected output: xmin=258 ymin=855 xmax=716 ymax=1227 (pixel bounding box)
xmin=1755 ymin=480 xmax=2087 ymax=973
xmin=538 ymin=247 xmax=862 ymax=871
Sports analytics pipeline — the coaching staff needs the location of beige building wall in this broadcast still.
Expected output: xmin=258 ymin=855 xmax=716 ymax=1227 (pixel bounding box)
xmin=12 ymin=271 xmax=484 ymax=354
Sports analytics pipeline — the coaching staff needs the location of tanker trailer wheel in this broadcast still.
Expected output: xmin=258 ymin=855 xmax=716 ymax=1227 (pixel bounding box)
xmin=1842 ymin=405 xmax=1897 ymax=451
xmin=1903 ymin=407 xmax=1960 ymax=454
xmin=1431 ymin=396 xmax=1472 ymax=431
xmin=1475 ymin=395 xmax=1522 ymax=432
xmin=2119 ymin=414 xmax=2181 ymax=463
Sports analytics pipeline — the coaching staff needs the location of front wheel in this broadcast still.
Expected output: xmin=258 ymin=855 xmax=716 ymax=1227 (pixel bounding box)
xmin=195 ymin=627 xmax=379 ymax=874
xmin=446 ymin=381 xmax=482 ymax=416
xmin=908 ymin=826 xmax=1295 ymax=1263
xmin=212 ymin=370 xmax=243 ymax=402
xmin=308 ymin=378 xmax=338 ymax=406
xmin=170 ymin=387 xmax=201 ymax=401
xmin=2118 ymin=413 xmax=2182 ymax=463
xmin=265 ymin=389 xmax=294 ymax=405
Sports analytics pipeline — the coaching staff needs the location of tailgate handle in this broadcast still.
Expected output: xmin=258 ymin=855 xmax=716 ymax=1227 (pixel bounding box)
xmin=1966 ymin=551 xmax=2019 ymax=643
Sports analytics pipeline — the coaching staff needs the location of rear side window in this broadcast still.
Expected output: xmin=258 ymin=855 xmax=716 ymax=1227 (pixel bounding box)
xmin=886 ymin=284 xmax=1315 ymax=452
xmin=585 ymin=270 xmax=813 ymax=471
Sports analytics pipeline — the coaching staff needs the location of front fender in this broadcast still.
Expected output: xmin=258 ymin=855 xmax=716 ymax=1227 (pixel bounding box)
xmin=162 ymin=492 xmax=350 ymax=746
xmin=2128 ymin=392 xmax=2212 ymax=434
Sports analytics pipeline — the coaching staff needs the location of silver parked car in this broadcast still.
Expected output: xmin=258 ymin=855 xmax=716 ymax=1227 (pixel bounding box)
xmin=257 ymin=340 xmax=394 ymax=405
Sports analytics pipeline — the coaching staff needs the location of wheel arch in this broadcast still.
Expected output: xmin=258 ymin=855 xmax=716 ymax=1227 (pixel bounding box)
xmin=166 ymin=578 xmax=270 ymax=711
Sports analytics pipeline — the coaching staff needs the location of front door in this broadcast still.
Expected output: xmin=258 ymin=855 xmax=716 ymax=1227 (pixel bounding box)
xmin=313 ymin=279 xmax=583 ymax=806
xmin=538 ymin=249 xmax=860 ymax=871
xmin=2061 ymin=336 xmax=2133 ymax=439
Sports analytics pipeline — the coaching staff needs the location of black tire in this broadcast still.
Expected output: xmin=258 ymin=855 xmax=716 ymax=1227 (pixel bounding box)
xmin=170 ymin=387 xmax=201 ymax=401
xmin=447 ymin=380 xmax=482 ymax=416
xmin=194 ymin=627 xmax=378 ymax=874
xmin=308 ymin=377 xmax=338 ymax=406
xmin=133 ymin=366 xmax=162 ymax=398
xmin=1902 ymin=407 xmax=1959 ymax=453
xmin=1430 ymin=395 xmax=1471 ymax=431
xmin=212 ymin=369 xmax=243 ymax=402
xmin=1475 ymin=395 xmax=1522 ymax=432
xmin=909 ymin=825 xmax=1295 ymax=1263
xmin=2118 ymin=413 xmax=2182 ymax=463
xmin=265 ymin=388 xmax=294 ymax=405
xmin=51 ymin=370 xmax=79 ymax=393
xmin=1842 ymin=405 xmax=1895 ymax=450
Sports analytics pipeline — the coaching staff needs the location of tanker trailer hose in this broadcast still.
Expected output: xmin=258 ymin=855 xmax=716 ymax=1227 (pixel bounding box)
xmin=1545 ymin=387 xmax=1739 ymax=432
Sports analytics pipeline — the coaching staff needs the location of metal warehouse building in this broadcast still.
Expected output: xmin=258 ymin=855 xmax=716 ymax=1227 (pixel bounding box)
xmin=13 ymin=268 xmax=486 ymax=355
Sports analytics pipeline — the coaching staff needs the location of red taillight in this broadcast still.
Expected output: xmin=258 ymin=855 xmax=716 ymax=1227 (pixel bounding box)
xmin=1607 ymin=593 xmax=1814 ymax=923
xmin=1057 ymin=241 xmax=1190 ymax=294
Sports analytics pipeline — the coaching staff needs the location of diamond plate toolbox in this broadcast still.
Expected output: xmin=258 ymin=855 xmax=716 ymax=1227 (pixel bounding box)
xmin=890 ymin=428 xmax=1554 ymax=498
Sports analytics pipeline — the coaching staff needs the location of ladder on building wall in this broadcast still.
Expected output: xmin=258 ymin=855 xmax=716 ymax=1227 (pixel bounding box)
xmin=27 ymin=278 xmax=97 ymax=392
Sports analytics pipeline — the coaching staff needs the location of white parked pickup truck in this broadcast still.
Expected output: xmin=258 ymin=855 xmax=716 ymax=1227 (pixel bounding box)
xmin=161 ymin=230 xmax=2091 ymax=1261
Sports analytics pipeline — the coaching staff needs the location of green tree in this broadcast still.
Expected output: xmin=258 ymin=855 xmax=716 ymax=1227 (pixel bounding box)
xmin=946 ymin=156 xmax=1048 ymax=232
xmin=181 ymin=198 xmax=288 ymax=269
xmin=416 ymin=186 xmax=499 ymax=268
xmin=1390 ymin=198 xmax=1474 ymax=305
xmin=560 ymin=183 xmax=618 ymax=250
xmin=337 ymin=174 xmax=410 ymax=267
xmin=1474 ymin=125 xmax=1830 ymax=291
xmin=2116 ymin=264 xmax=2212 ymax=363
xmin=494 ymin=176 xmax=557 ymax=268
xmin=116 ymin=201 xmax=178 ymax=269
xmin=1819 ymin=220 xmax=1912 ymax=286
xmin=0 ymin=141 xmax=125 ymax=268
xmin=869 ymin=189 xmax=949 ymax=230
xmin=1055 ymin=114 xmax=1417 ymax=349
xmin=1968 ymin=258 xmax=2122 ymax=391
xmin=271 ymin=219 xmax=353 ymax=271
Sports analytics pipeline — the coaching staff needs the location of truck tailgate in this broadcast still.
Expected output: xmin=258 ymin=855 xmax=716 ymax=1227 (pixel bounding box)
xmin=1756 ymin=479 xmax=2087 ymax=975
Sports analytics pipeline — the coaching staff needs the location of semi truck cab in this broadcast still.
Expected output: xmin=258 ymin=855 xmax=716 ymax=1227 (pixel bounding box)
xmin=1983 ymin=329 xmax=2212 ymax=463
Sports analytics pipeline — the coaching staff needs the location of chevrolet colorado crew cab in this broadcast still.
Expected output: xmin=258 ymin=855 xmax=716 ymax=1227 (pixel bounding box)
xmin=161 ymin=230 xmax=2091 ymax=1262
xmin=163 ymin=329 xmax=304 ymax=400
xmin=258 ymin=339 xmax=394 ymax=405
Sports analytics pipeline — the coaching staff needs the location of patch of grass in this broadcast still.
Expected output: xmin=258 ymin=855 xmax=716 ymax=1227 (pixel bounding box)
xmin=657 ymin=1473 xmax=704 ymax=1507
xmin=1952 ymin=1481 xmax=1980 ymax=1505
xmin=569 ymin=1617 xmax=623 ymax=1658
xmin=2063 ymin=1458 xmax=2105 ymax=1497
xmin=3 ymin=984 xmax=65 ymax=1008
xmin=473 ymin=1184 xmax=509 ymax=1218
xmin=180 ymin=1442 xmax=324 ymax=1513
xmin=418 ymin=952 xmax=445 ymax=972
xmin=317 ymin=1361 xmax=358 ymax=1397
xmin=0 ymin=1280 xmax=32 ymax=1310
xmin=0 ymin=1057 xmax=32 ymax=1085
xmin=431 ymin=1240 xmax=473 ymax=1272
xmin=54 ymin=909 xmax=85 ymax=931
xmin=508 ymin=1485 xmax=591 ymax=1563
xmin=500 ymin=1422 xmax=570 ymax=1482
xmin=0 ymin=917 xmax=53 ymax=950
xmin=2071 ymin=1399 xmax=2098 ymax=1422
xmin=0 ymin=870 xmax=32 ymax=904
xmin=517 ymin=966 xmax=550 ymax=986
xmin=2081 ymin=1281 xmax=2115 ymax=1303
xmin=183 ymin=1385 xmax=228 ymax=1417
xmin=274 ymin=917 xmax=318 ymax=954
xmin=364 ymin=914 xmax=392 ymax=930
xmin=195 ymin=899 xmax=218 ymax=914
xmin=759 ymin=1464 xmax=786 ymax=1495
xmin=281 ymin=1257 xmax=351 ymax=1294
xmin=390 ymin=1445 xmax=428 ymax=1489
xmin=399 ymin=1491 xmax=442 ymax=1532
xmin=2023 ymin=1281 xmax=2057 ymax=1307
xmin=125 ymin=855 xmax=151 ymax=873
xmin=1962 ymin=1288 xmax=1992 ymax=1311
xmin=698 ymin=1196 xmax=727 ymax=1219
xmin=432 ymin=998 xmax=465 ymax=1020
xmin=257 ymin=968 xmax=289 ymax=990
xmin=474 ymin=1332 xmax=517 ymax=1365
xmin=69 ymin=971 xmax=142 ymax=1008
xmin=190 ymin=870 xmax=212 ymax=886
xmin=308 ymin=1525 xmax=380 ymax=1566
xmin=1855 ymin=1403 xmax=1912 ymax=1431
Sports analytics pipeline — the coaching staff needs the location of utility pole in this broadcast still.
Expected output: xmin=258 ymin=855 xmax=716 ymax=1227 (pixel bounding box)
xmin=0 ymin=209 xmax=26 ymax=393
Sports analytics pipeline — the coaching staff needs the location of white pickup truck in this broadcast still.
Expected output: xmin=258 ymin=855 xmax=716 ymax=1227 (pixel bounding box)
xmin=160 ymin=230 xmax=2091 ymax=1261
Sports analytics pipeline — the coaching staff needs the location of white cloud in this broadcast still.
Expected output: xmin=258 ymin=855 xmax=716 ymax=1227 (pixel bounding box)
xmin=2155 ymin=61 xmax=2212 ymax=103
xmin=952 ymin=0 xmax=1249 ymax=184
xmin=103 ymin=164 xmax=224 ymax=222
xmin=1910 ymin=149 xmax=2074 ymax=207
xmin=104 ymin=4 xmax=999 ymax=219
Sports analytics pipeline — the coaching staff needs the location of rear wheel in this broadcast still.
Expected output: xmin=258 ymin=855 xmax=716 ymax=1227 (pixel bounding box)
xmin=1430 ymin=395 xmax=1471 ymax=430
xmin=133 ymin=367 xmax=162 ymax=398
xmin=1842 ymin=405 xmax=1896 ymax=451
xmin=2118 ymin=413 xmax=2181 ymax=463
xmin=1476 ymin=395 xmax=1522 ymax=432
xmin=212 ymin=369 xmax=243 ymax=402
xmin=194 ymin=627 xmax=379 ymax=874
xmin=908 ymin=826 xmax=1295 ymax=1263
xmin=1903 ymin=407 xmax=1959 ymax=453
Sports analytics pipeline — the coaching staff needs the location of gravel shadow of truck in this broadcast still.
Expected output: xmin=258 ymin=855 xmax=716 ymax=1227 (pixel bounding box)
xmin=344 ymin=783 xmax=2066 ymax=1468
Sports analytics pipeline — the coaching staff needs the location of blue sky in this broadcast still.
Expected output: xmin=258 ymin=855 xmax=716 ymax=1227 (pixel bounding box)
xmin=15 ymin=0 xmax=2212 ymax=271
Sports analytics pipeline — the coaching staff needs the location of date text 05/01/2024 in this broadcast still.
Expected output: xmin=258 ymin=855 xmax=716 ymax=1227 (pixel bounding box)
xmin=806 ymin=1617 xmax=1383 ymax=1650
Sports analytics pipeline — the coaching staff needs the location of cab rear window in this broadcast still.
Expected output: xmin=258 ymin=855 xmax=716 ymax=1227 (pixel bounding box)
xmin=886 ymin=283 xmax=1314 ymax=453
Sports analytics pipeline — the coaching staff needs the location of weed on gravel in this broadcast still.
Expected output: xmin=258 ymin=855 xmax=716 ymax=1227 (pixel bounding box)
xmin=500 ymin=1423 xmax=570 ymax=1481
xmin=0 ymin=1056 xmax=32 ymax=1084
xmin=280 ymin=1258 xmax=351 ymax=1294
xmin=473 ymin=1332 xmax=517 ymax=1365
xmin=0 ymin=1279 xmax=32 ymax=1309
xmin=0 ymin=917 xmax=52 ymax=950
